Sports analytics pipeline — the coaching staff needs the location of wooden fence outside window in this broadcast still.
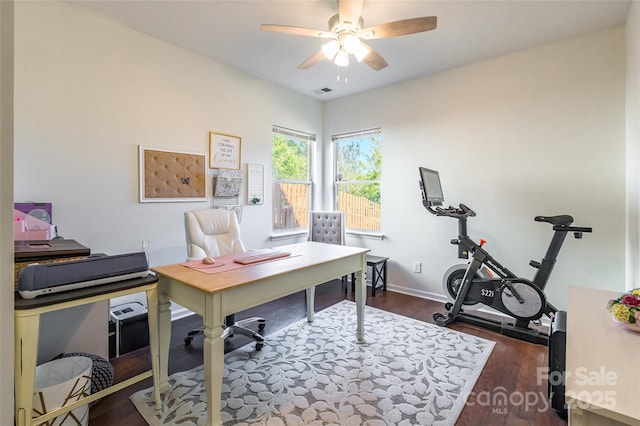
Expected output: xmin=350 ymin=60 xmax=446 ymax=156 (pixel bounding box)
xmin=273 ymin=183 xmax=380 ymax=231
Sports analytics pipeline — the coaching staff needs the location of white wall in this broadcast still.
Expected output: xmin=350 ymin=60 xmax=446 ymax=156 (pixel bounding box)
xmin=626 ymin=1 xmax=640 ymax=291
xmin=0 ymin=2 xmax=15 ymax=424
xmin=13 ymin=1 xmax=322 ymax=360
xmin=325 ymin=27 xmax=627 ymax=310
xmin=15 ymin=2 xmax=322 ymax=262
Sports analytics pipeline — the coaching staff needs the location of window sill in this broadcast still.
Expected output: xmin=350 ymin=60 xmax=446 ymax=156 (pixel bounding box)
xmin=346 ymin=231 xmax=385 ymax=240
xmin=270 ymin=230 xmax=385 ymax=241
xmin=269 ymin=230 xmax=307 ymax=242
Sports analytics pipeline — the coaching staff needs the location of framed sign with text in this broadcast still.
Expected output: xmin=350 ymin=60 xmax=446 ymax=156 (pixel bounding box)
xmin=209 ymin=132 xmax=241 ymax=169
xmin=247 ymin=163 xmax=264 ymax=205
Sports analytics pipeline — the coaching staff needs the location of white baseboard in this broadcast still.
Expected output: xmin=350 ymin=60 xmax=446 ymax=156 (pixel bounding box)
xmin=386 ymin=283 xmax=449 ymax=304
xmin=171 ymin=305 xmax=197 ymax=322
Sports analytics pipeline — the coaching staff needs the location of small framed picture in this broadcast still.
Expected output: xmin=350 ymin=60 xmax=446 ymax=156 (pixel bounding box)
xmin=209 ymin=132 xmax=241 ymax=169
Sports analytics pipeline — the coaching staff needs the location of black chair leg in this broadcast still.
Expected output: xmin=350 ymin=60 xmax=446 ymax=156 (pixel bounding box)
xmin=185 ymin=313 xmax=265 ymax=350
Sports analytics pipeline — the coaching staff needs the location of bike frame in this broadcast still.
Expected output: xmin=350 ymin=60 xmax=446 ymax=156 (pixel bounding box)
xmin=451 ymin=233 xmax=545 ymax=329
xmin=427 ymin=202 xmax=591 ymax=344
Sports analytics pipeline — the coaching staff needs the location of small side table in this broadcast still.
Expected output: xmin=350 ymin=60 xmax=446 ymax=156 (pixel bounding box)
xmin=347 ymin=254 xmax=389 ymax=297
xmin=14 ymin=275 xmax=161 ymax=426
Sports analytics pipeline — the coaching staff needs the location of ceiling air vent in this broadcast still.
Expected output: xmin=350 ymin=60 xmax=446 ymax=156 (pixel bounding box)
xmin=314 ymin=87 xmax=333 ymax=95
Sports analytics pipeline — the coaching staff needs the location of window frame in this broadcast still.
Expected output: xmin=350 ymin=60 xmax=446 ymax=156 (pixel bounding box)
xmin=333 ymin=128 xmax=382 ymax=234
xmin=271 ymin=125 xmax=315 ymax=234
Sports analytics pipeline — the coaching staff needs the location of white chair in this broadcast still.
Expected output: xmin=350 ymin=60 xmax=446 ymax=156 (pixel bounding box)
xmin=183 ymin=208 xmax=265 ymax=350
xmin=305 ymin=211 xmax=347 ymax=312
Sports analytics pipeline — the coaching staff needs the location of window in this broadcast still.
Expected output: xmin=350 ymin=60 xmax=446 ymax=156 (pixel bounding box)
xmin=272 ymin=126 xmax=314 ymax=232
xmin=334 ymin=128 xmax=381 ymax=232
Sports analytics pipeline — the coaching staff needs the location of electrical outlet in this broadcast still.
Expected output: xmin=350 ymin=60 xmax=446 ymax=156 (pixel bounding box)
xmin=413 ymin=261 xmax=422 ymax=273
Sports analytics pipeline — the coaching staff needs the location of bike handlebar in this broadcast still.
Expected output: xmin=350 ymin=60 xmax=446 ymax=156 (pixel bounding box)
xmin=429 ymin=203 xmax=476 ymax=219
xmin=426 ymin=202 xmax=593 ymax=233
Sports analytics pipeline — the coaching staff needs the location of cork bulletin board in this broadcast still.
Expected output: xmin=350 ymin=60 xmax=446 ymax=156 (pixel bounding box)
xmin=139 ymin=146 xmax=208 ymax=202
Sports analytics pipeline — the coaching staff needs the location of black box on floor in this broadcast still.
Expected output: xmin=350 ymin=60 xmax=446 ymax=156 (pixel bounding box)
xmin=548 ymin=310 xmax=567 ymax=419
xmin=108 ymin=319 xmax=116 ymax=359
xmin=110 ymin=302 xmax=149 ymax=358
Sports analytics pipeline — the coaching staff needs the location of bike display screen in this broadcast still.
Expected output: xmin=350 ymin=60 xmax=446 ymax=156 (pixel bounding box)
xmin=419 ymin=167 xmax=445 ymax=206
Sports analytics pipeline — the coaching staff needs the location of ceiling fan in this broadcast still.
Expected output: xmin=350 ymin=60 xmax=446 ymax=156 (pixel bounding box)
xmin=260 ymin=0 xmax=437 ymax=71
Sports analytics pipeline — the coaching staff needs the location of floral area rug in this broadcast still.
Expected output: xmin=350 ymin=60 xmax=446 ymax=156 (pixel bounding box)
xmin=130 ymin=300 xmax=494 ymax=425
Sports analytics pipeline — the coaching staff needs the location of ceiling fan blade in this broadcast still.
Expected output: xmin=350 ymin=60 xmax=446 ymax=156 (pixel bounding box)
xmin=361 ymin=44 xmax=388 ymax=71
xmin=298 ymin=49 xmax=326 ymax=70
xmin=260 ymin=24 xmax=331 ymax=38
xmin=362 ymin=16 xmax=437 ymax=39
xmin=338 ymin=0 xmax=364 ymax=25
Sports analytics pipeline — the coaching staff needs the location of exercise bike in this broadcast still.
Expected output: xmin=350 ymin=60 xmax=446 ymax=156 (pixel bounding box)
xmin=418 ymin=167 xmax=592 ymax=344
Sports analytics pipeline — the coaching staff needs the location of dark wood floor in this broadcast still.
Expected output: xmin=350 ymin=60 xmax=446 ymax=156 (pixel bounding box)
xmin=89 ymin=280 xmax=567 ymax=426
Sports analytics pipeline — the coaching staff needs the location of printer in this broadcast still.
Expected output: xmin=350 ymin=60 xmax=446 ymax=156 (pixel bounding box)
xmin=18 ymin=251 xmax=150 ymax=299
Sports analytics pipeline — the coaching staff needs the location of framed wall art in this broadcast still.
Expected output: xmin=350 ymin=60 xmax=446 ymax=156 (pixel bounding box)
xmin=139 ymin=146 xmax=208 ymax=202
xmin=209 ymin=132 xmax=241 ymax=169
xmin=247 ymin=163 xmax=264 ymax=205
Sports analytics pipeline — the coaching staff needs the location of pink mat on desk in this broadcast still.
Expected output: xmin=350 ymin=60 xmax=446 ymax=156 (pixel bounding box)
xmin=180 ymin=250 xmax=296 ymax=275
xmin=181 ymin=258 xmax=244 ymax=275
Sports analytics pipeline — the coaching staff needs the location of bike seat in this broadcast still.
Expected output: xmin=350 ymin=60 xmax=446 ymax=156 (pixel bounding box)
xmin=534 ymin=215 xmax=574 ymax=226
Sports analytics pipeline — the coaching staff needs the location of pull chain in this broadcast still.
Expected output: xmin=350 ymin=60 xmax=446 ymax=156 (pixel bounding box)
xmin=336 ymin=66 xmax=349 ymax=84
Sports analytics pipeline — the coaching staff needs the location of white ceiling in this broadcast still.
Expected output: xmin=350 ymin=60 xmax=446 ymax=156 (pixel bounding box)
xmin=70 ymin=0 xmax=632 ymax=101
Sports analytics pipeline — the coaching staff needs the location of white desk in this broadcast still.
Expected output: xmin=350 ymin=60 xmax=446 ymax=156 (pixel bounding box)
xmin=14 ymin=275 xmax=161 ymax=426
xmin=152 ymin=241 xmax=369 ymax=426
xmin=565 ymin=286 xmax=640 ymax=426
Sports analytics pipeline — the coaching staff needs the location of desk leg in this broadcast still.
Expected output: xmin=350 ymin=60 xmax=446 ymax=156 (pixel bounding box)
xmin=157 ymin=289 xmax=172 ymax=397
xmin=204 ymin=293 xmax=225 ymax=426
xmin=14 ymin=313 xmax=40 ymax=426
xmin=145 ymin=285 xmax=161 ymax=409
xmin=355 ymin=262 xmax=366 ymax=344
xmin=569 ymin=406 xmax=585 ymax=426
xmin=305 ymin=287 xmax=315 ymax=323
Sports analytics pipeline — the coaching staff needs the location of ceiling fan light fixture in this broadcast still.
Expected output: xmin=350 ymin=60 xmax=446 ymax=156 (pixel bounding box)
xmin=342 ymin=34 xmax=361 ymax=54
xmin=360 ymin=29 xmax=375 ymax=39
xmin=334 ymin=49 xmax=349 ymax=67
xmin=353 ymin=43 xmax=370 ymax=62
xmin=260 ymin=1 xmax=437 ymax=72
xmin=322 ymin=40 xmax=340 ymax=60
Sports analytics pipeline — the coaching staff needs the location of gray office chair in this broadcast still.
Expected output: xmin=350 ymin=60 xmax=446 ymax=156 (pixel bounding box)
xmin=308 ymin=211 xmax=346 ymax=246
xmin=183 ymin=208 xmax=265 ymax=350
xmin=306 ymin=211 xmax=347 ymax=308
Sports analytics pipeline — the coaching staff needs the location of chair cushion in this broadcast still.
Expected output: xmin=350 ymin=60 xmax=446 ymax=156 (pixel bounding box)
xmin=310 ymin=212 xmax=345 ymax=244
xmin=185 ymin=209 xmax=245 ymax=259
